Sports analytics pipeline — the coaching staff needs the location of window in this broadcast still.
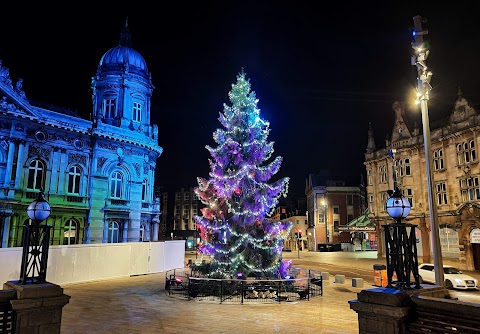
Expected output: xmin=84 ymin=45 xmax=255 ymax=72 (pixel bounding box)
xmin=457 ymin=140 xmax=476 ymax=165
xmin=403 ymin=188 xmax=414 ymax=208
xmin=142 ymin=179 xmax=148 ymax=202
xmin=334 ymin=220 xmax=340 ymax=231
xmin=433 ymin=149 xmax=444 ymax=171
xmin=296 ymin=220 xmax=299 ymax=225
xmin=63 ymin=219 xmax=77 ymax=245
xmin=133 ymin=102 xmax=141 ymax=122
xmin=347 ymin=194 xmax=353 ymax=205
xmin=108 ymin=221 xmax=119 ymax=243
xmin=367 ymin=169 xmax=372 ymax=186
xmin=27 ymin=159 xmax=45 ymax=190
xmin=369 ymin=195 xmax=374 ymax=203
xmin=347 ymin=214 xmax=353 ymax=223
xmin=436 ymin=182 xmax=448 ymax=205
xmin=67 ymin=165 xmax=82 ymax=194
xmin=379 ymin=166 xmax=387 ymax=183
xmin=381 ymin=192 xmax=389 ymax=211
xmin=404 ymin=159 xmax=411 ymax=176
xmin=460 ymin=176 xmax=480 ymax=201
xmin=333 ymin=206 xmax=339 ymax=214
xmin=110 ymin=171 xmax=123 ymax=198
xmin=395 ymin=158 xmax=411 ymax=177
xmin=103 ymin=98 xmax=117 ymax=119
xmin=139 ymin=224 xmax=145 ymax=241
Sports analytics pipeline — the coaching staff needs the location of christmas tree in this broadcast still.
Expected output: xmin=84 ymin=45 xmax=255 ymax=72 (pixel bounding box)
xmin=194 ymin=70 xmax=292 ymax=279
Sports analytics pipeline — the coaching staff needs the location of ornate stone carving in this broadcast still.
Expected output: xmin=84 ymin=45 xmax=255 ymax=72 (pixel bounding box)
xmin=133 ymin=163 xmax=141 ymax=177
xmin=97 ymin=157 xmax=107 ymax=169
xmin=68 ymin=153 xmax=87 ymax=166
xmin=28 ymin=145 xmax=51 ymax=161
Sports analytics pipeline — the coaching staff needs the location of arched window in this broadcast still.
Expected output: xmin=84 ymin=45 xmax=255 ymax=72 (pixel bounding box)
xmin=27 ymin=159 xmax=45 ymax=190
xmin=108 ymin=221 xmax=119 ymax=243
xmin=63 ymin=219 xmax=77 ymax=245
xmin=433 ymin=149 xmax=444 ymax=171
xmin=110 ymin=171 xmax=123 ymax=198
xmin=142 ymin=179 xmax=148 ymax=202
xmin=67 ymin=165 xmax=82 ymax=194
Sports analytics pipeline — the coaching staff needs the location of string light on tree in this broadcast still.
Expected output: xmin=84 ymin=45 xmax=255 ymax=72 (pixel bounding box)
xmin=194 ymin=70 xmax=292 ymax=278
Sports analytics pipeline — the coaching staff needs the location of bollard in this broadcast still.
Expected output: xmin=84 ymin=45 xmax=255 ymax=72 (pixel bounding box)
xmin=334 ymin=275 xmax=345 ymax=284
xmin=352 ymin=278 xmax=364 ymax=288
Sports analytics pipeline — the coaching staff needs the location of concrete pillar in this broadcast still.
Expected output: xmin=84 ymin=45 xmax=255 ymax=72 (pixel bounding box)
xmin=4 ymin=281 xmax=70 ymax=334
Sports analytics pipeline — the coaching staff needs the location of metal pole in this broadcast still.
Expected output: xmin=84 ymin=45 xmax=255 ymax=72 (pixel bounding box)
xmin=412 ymin=15 xmax=444 ymax=287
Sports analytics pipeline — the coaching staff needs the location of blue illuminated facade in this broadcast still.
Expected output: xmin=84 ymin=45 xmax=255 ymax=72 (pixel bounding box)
xmin=0 ymin=21 xmax=163 ymax=247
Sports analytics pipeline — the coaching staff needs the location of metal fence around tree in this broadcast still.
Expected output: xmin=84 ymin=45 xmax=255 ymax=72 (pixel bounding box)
xmin=165 ymin=267 xmax=323 ymax=304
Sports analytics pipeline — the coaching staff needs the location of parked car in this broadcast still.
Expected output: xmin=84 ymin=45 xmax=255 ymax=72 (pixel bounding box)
xmin=418 ymin=263 xmax=478 ymax=290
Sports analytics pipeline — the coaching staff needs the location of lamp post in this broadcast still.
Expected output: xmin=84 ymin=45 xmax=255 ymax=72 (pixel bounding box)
xmin=411 ymin=15 xmax=444 ymax=287
xmin=20 ymin=190 xmax=52 ymax=284
xmin=322 ymin=199 xmax=328 ymax=244
xmin=384 ymin=187 xmax=420 ymax=289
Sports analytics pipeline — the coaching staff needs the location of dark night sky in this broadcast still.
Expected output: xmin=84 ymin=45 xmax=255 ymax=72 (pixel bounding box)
xmin=1 ymin=2 xmax=480 ymax=196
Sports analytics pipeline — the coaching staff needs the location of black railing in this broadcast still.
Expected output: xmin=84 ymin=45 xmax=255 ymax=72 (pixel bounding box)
xmin=19 ymin=224 xmax=51 ymax=284
xmin=165 ymin=267 xmax=323 ymax=304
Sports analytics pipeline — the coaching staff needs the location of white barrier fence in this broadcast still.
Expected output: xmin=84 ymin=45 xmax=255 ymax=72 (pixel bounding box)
xmin=0 ymin=240 xmax=185 ymax=286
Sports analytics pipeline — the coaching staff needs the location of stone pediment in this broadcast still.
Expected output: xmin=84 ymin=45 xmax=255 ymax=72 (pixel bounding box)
xmin=391 ymin=101 xmax=412 ymax=143
xmin=0 ymin=59 xmax=38 ymax=119
xmin=449 ymin=89 xmax=477 ymax=125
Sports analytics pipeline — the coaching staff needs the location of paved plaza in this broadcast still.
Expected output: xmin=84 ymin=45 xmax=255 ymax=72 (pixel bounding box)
xmin=59 ymin=251 xmax=476 ymax=334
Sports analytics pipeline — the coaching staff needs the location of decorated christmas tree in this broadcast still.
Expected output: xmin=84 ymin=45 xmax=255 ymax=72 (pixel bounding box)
xmin=194 ymin=70 xmax=292 ymax=279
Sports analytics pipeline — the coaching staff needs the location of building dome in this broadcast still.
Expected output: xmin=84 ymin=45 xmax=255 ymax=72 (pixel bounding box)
xmin=100 ymin=45 xmax=148 ymax=72
xmin=97 ymin=19 xmax=148 ymax=77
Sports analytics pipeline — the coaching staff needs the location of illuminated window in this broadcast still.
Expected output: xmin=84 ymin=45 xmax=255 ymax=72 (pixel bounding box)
xmin=27 ymin=159 xmax=45 ymax=190
xmin=67 ymin=165 xmax=82 ymax=194
xmin=439 ymin=226 xmax=459 ymax=252
xmin=63 ymin=219 xmax=77 ymax=245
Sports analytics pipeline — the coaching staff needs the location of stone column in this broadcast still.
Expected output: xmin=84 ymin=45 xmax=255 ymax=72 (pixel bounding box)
xmin=4 ymin=281 xmax=70 ymax=334
xmin=4 ymin=140 xmax=15 ymax=187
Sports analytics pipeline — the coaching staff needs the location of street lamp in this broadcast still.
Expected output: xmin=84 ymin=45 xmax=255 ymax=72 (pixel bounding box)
xmin=384 ymin=187 xmax=420 ymax=289
xmin=412 ymin=15 xmax=444 ymax=287
xmin=20 ymin=189 xmax=52 ymax=284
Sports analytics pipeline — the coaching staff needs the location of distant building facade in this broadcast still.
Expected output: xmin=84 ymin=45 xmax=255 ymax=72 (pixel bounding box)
xmin=365 ymin=92 xmax=480 ymax=270
xmin=172 ymin=187 xmax=201 ymax=249
xmin=305 ymin=172 xmax=366 ymax=251
xmin=0 ymin=22 xmax=162 ymax=247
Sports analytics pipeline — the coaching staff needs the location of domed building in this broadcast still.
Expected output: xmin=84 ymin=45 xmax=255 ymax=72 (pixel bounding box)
xmin=0 ymin=20 xmax=163 ymax=247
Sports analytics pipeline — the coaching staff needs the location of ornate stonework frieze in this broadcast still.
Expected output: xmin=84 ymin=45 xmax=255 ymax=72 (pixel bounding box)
xmin=97 ymin=156 xmax=107 ymax=169
xmin=68 ymin=153 xmax=87 ymax=166
xmin=28 ymin=145 xmax=51 ymax=161
xmin=133 ymin=163 xmax=141 ymax=177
